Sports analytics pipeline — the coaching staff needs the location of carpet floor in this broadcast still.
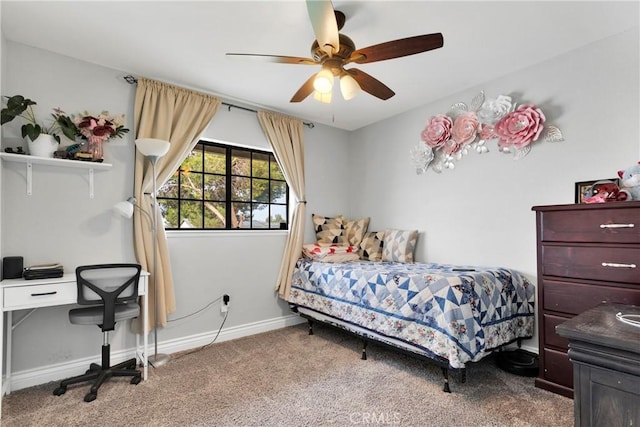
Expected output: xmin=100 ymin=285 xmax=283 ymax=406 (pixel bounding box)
xmin=1 ymin=323 xmax=573 ymax=426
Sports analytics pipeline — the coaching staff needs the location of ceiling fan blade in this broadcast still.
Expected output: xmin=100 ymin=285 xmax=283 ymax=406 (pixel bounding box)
xmin=347 ymin=68 xmax=395 ymax=100
xmin=306 ymin=0 xmax=340 ymax=56
xmin=349 ymin=33 xmax=444 ymax=64
xmin=226 ymin=53 xmax=316 ymax=65
xmin=290 ymin=75 xmax=317 ymax=103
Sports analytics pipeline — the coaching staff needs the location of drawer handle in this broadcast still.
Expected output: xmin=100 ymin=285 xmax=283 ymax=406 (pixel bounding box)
xmin=599 ymin=223 xmax=635 ymax=229
xmin=601 ymin=262 xmax=637 ymax=269
xmin=30 ymin=291 xmax=57 ymax=297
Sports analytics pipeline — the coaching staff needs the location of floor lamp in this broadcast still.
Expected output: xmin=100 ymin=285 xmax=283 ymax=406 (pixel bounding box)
xmin=134 ymin=137 xmax=171 ymax=368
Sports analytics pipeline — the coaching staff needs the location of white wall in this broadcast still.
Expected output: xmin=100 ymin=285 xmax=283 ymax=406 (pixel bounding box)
xmin=347 ymin=28 xmax=640 ymax=350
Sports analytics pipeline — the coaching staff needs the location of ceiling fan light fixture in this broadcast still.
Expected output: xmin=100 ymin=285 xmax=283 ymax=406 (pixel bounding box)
xmin=340 ymin=73 xmax=360 ymax=100
xmin=313 ymin=68 xmax=334 ymax=93
xmin=313 ymin=90 xmax=332 ymax=104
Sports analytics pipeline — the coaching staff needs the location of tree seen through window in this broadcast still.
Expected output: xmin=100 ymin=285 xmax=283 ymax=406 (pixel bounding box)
xmin=157 ymin=141 xmax=288 ymax=230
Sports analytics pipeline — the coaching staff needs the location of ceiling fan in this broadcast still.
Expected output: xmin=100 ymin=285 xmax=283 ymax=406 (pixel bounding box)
xmin=226 ymin=0 xmax=444 ymax=103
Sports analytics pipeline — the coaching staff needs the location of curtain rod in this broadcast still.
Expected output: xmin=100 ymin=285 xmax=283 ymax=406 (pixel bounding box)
xmin=123 ymin=75 xmax=314 ymax=129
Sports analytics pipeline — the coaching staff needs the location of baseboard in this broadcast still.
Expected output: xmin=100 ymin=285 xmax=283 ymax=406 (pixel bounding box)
xmin=8 ymin=313 xmax=305 ymax=392
xmin=154 ymin=313 xmax=305 ymax=356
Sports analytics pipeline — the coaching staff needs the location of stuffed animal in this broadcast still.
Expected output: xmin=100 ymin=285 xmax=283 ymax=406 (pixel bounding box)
xmin=618 ymin=162 xmax=640 ymax=201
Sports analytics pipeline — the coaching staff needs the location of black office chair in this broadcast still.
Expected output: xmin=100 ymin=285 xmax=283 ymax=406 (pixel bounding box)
xmin=53 ymin=264 xmax=143 ymax=402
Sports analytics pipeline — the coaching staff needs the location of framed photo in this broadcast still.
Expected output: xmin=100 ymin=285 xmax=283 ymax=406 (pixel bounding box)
xmin=574 ymin=178 xmax=618 ymax=203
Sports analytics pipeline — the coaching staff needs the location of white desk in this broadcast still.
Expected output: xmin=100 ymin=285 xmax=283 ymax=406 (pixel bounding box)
xmin=0 ymin=272 xmax=148 ymax=416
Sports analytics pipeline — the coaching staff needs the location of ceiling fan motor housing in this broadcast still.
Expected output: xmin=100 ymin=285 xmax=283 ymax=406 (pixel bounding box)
xmin=311 ymin=34 xmax=356 ymax=66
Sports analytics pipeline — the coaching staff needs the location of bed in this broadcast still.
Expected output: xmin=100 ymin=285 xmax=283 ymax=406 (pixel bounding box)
xmin=288 ymin=258 xmax=535 ymax=391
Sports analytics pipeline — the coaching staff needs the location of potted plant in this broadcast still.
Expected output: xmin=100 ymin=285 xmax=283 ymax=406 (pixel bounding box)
xmin=1 ymin=95 xmax=61 ymax=157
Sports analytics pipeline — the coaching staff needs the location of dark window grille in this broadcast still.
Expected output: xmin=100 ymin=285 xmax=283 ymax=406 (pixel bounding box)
xmin=157 ymin=141 xmax=289 ymax=230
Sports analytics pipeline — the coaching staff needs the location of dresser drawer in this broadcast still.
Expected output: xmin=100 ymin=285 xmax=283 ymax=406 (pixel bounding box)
xmin=541 ymin=208 xmax=640 ymax=244
xmin=542 ymin=246 xmax=640 ymax=284
xmin=543 ymin=348 xmax=573 ymax=389
xmin=544 ymin=314 xmax=570 ymax=350
xmin=3 ymin=282 xmax=77 ymax=310
xmin=542 ymin=279 xmax=640 ymax=315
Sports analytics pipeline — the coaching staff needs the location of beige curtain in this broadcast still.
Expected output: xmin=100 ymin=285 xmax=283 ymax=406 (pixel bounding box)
xmin=133 ymin=77 xmax=221 ymax=331
xmin=257 ymin=111 xmax=305 ymax=300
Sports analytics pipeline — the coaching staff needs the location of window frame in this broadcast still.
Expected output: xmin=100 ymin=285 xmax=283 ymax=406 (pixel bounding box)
xmin=157 ymin=140 xmax=289 ymax=231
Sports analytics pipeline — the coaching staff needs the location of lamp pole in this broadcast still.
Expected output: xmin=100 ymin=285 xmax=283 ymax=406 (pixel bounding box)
xmin=147 ymin=154 xmax=170 ymax=368
xmin=135 ymin=138 xmax=172 ymax=368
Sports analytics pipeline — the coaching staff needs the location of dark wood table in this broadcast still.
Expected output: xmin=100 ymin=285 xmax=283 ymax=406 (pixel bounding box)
xmin=556 ymin=303 xmax=640 ymax=427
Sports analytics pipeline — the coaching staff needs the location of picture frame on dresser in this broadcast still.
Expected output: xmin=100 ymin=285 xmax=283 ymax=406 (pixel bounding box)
xmin=574 ymin=178 xmax=618 ymax=203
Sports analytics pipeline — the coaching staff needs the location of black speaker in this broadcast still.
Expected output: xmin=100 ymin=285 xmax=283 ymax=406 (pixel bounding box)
xmin=3 ymin=256 xmax=24 ymax=279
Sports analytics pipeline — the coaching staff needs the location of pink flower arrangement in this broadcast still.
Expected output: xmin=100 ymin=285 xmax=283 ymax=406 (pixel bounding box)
xmin=52 ymin=109 xmax=129 ymax=161
xmin=73 ymin=112 xmax=129 ymax=144
xmin=411 ymin=91 xmax=563 ymax=173
xmin=53 ymin=109 xmax=129 ymax=144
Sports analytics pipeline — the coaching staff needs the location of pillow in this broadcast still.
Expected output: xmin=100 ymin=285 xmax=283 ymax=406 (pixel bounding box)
xmin=338 ymin=217 xmax=370 ymax=247
xmin=359 ymin=231 xmax=385 ymax=261
xmin=302 ymin=242 xmax=360 ymax=263
xmin=382 ymin=229 xmax=418 ymax=263
xmin=312 ymin=214 xmax=344 ymax=243
xmin=317 ymin=252 xmax=360 ymax=263
xmin=302 ymin=242 xmax=357 ymax=260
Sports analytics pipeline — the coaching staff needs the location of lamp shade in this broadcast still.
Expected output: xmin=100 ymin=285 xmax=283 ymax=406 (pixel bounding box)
xmin=340 ymin=73 xmax=360 ymax=100
xmin=313 ymin=90 xmax=332 ymax=104
xmin=313 ymin=69 xmax=334 ymax=93
xmin=135 ymin=138 xmax=170 ymax=158
xmin=113 ymin=197 xmax=136 ymax=218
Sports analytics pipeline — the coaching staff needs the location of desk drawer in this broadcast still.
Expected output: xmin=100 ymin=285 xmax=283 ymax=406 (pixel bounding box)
xmin=3 ymin=283 xmax=77 ymax=310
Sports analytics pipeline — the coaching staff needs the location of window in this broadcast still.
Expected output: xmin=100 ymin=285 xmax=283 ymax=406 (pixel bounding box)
xmin=157 ymin=141 xmax=289 ymax=230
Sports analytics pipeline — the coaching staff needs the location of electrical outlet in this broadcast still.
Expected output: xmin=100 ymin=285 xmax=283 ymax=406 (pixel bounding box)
xmin=221 ymin=294 xmax=230 ymax=313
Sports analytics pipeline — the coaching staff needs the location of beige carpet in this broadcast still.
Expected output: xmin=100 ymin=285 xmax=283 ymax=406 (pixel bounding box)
xmin=2 ymin=323 xmax=573 ymax=426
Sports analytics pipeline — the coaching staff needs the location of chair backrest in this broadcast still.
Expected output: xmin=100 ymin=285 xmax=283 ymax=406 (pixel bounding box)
xmin=75 ymin=264 xmax=141 ymax=331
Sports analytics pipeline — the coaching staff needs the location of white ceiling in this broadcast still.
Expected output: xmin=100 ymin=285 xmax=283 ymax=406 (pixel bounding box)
xmin=1 ymin=1 xmax=638 ymax=131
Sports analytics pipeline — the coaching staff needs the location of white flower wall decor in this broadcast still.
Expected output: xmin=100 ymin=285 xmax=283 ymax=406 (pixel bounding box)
xmin=411 ymin=91 xmax=564 ymax=174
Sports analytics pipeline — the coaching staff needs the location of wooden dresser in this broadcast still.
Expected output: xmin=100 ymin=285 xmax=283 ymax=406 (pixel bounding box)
xmin=532 ymin=201 xmax=640 ymax=398
xmin=556 ymin=303 xmax=640 ymax=426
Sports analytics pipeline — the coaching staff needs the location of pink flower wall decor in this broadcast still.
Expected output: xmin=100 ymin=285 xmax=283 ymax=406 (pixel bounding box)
xmin=494 ymin=104 xmax=545 ymax=149
xmin=410 ymin=90 xmax=563 ymax=174
xmin=421 ymin=114 xmax=452 ymax=148
xmin=451 ymin=112 xmax=479 ymax=146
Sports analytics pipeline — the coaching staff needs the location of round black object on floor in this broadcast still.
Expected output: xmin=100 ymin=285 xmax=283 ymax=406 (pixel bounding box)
xmin=496 ymin=349 xmax=539 ymax=377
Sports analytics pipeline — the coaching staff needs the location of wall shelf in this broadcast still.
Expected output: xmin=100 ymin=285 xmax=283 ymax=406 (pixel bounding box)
xmin=0 ymin=152 xmax=112 ymax=198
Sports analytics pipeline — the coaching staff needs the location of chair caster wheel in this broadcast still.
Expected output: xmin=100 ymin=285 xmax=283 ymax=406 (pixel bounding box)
xmin=131 ymin=376 xmax=141 ymax=385
xmin=53 ymin=386 xmax=67 ymax=396
xmin=84 ymin=392 xmax=97 ymax=402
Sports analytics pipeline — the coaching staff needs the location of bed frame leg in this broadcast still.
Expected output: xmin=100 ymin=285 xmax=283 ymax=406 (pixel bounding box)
xmin=361 ymin=340 xmax=368 ymax=360
xmin=441 ymin=367 xmax=451 ymax=393
xmin=460 ymin=368 xmax=467 ymax=384
xmin=307 ymin=319 xmax=314 ymax=335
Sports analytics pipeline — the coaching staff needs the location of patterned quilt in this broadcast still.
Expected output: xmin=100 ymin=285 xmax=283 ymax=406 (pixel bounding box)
xmin=289 ymin=259 xmax=535 ymax=369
